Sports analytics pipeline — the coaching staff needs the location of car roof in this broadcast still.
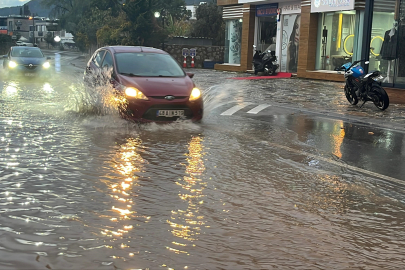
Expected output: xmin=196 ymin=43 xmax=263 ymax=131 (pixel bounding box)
xmin=103 ymin=46 xmax=167 ymax=54
xmin=11 ymin=46 xmax=41 ymax=50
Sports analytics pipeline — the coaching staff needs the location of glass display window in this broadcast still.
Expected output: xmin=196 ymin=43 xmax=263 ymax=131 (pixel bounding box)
xmin=315 ymin=11 xmax=357 ymax=71
xmin=256 ymin=16 xmax=278 ymax=53
xmin=224 ymin=19 xmax=242 ymax=65
xmin=369 ymin=11 xmax=396 ymax=83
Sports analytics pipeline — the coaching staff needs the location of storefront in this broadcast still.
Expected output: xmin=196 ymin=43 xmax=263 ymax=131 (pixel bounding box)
xmin=216 ymin=0 xmax=302 ymax=73
xmin=278 ymin=1 xmax=302 ymax=73
xmin=216 ymin=4 xmax=244 ymax=71
xmin=369 ymin=0 xmax=405 ymax=89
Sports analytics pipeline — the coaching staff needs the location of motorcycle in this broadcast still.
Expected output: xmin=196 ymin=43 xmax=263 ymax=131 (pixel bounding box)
xmin=340 ymin=60 xmax=389 ymax=110
xmin=252 ymin=45 xmax=279 ymax=76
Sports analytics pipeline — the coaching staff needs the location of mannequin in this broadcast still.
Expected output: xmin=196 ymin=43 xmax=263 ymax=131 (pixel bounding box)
xmin=381 ymin=22 xmax=398 ymax=83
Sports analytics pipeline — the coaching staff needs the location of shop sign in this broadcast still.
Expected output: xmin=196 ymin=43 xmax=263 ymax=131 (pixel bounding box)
xmin=256 ymin=4 xmax=279 ymax=17
xmin=279 ymin=1 xmax=301 ymax=15
xmin=311 ymin=0 xmax=354 ymax=13
xmin=0 ymin=26 xmax=7 ymax=30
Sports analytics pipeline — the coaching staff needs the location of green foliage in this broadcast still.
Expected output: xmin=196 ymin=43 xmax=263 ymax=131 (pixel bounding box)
xmin=44 ymin=32 xmax=55 ymax=46
xmin=190 ymin=1 xmax=225 ymax=46
xmin=166 ymin=14 xmax=192 ymax=37
xmin=0 ymin=34 xmax=12 ymax=43
xmin=40 ymin=0 xmax=190 ymax=50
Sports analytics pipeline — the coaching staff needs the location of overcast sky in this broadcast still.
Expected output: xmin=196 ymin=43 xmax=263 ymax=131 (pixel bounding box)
xmin=0 ymin=0 xmax=30 ymax=8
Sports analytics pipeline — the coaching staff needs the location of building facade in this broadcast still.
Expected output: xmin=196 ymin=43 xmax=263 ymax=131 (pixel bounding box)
xmin=216 ymin=0 xmax=405 ymax=91
xmin=1 ymin=15 xmax=60 ymax=45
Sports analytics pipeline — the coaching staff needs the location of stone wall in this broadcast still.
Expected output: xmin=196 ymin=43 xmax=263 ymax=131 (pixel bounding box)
xmin=164 ymin=44 xmax=225 ymax=68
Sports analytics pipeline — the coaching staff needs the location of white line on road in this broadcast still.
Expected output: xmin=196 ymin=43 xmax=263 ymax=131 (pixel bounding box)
xmin=247 ymin=104 xmax=272 ymax=114
xmin=221 ymin=103 xmax=253 ymax=116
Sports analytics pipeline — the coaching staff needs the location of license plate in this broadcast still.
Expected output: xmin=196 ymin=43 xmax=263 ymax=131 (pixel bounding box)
xmin=25 ymin=73 xmax=35 ymax=77
xmin=157 ymin=110 xmax=184 ymax=117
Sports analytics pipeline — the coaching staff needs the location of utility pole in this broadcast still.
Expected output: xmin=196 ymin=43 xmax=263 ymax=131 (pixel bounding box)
xmin=29 ymin=16 xmax=35 ymax=45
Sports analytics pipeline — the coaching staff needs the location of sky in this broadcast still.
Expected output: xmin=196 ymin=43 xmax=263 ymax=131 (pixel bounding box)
xmin=0 ymin=0 xmax=30 ymax=8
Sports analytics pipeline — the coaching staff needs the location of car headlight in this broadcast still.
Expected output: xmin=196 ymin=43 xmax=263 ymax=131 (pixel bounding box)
xmin=8 ymin=61 xmax=17 ymax=68
xmin=189 ymin=88 xmax=201 ymax=101
xmin=43 ymin=62 xmax=50 ymax=69
xmin=125 ymin=87 xmax=148 ymax=100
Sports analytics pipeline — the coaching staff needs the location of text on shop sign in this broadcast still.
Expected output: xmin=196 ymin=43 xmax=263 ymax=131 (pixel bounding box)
xmin=311 ymin=0 xmax=354 ymax=12
xmin=256 ymin=4 xmax=279 ymax=17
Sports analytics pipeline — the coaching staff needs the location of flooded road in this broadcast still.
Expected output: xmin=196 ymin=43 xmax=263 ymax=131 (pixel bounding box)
xmin=1 ymin=63 xmax=405 ymax=269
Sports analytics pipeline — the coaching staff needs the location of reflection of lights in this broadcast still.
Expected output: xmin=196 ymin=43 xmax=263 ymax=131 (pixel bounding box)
xmin=168 ymin=136 xmax=206 ymax=255
xmin=331 ymin=122 xmax=345 ymax=159
xmin=99 ymin=137 xmax=145 ymax=256
xmin=43 ymin=83 xmax=53 ymax=93
xmin=112 ymin=206 xmax=132 ymax=215
xmin=5 ymin=85 xmax=17 ymax=96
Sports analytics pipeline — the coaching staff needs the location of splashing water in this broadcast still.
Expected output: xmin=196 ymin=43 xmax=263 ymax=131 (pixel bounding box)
xmin=65 ymin=68 xmax=121 ymax=116
xmin=202 ymin=81 xmax=251 ymax=113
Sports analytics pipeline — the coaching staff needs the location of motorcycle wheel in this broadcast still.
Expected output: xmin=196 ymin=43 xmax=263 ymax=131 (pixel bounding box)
xmin=344 ymin=84 xmax=358 ymax=105
xmin=370 ymin=86 xmax=389 ymax=110
xmin=265 ymin=64 xmax=274 ymax=76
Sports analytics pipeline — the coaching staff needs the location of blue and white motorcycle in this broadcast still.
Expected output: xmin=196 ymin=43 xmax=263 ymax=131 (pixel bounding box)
xmin=340 ymin=60 xmax=389 ymax=110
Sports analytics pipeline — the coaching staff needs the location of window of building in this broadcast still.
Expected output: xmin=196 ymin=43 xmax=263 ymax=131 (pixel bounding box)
xmin=315 ymin=11 xmax=357 ymax=71
xmin=224 ymin=19 xmax=242 ymax=64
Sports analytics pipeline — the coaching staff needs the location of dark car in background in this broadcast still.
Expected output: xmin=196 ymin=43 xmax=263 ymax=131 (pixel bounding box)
xmin=2 ymin=46 xmax=52 ymax=78
xmin=84 ymin=46 xmax=203 ymax=123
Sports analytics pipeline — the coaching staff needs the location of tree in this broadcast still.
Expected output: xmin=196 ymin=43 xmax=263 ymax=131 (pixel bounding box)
xmin=44 ymin=32 xmax=55 ymax=48
xmin=190 ymin=1 xmax=224 ymax=46
xmin=40 ymin=0 xmax=190 ymax=51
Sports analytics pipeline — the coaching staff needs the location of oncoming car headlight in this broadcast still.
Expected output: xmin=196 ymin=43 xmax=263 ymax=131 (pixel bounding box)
xmin=8 ymin=61 xmax=17 ymax=68
xmin=189 ymin=88 xmax=201 ymax=101
xmin=125 ymin=87 xmax=148 ymax=100
xmin=43 ymin=62 xmax=51 ymax=69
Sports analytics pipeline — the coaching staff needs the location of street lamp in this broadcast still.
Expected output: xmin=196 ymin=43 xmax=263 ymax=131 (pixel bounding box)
xmin=29 ymin=16 xmax=35 ymax=45
xmin=154 ymin=10 xmax=166 ymax=51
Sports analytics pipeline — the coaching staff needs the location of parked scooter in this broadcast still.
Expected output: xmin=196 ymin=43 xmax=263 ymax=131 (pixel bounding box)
xmin=340 ymin=60 xmax=389 ymax=110
xmin=252 ymin=45 xmax=279 ymax=76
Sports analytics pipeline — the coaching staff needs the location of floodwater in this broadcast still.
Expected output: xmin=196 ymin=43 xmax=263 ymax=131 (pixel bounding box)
xmin=1 ymin=68 xmax=405 ymax=270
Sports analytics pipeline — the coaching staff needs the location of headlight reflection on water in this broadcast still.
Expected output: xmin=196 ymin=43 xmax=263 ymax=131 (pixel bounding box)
xmin=167 ymin=135 xmax=206 ymax=257
xmin=43 ymin=83 xmax=53 ymax=93
xmin=4 ymin=82 xmax=18 ymax=97
xmin=99 ymin=137 xmax=147 ymax=259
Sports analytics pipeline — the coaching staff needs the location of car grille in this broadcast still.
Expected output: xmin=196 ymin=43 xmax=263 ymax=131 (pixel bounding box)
xmin=143 ymin=104 xmax=193 ymax=121
xmin=24 ymin=64 xmax=38 ymax=70
xmin=150 ymin=96 xmax=188 ymax=100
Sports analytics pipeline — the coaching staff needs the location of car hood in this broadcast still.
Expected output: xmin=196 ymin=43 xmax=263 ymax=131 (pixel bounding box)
xmin=118 ymin=75 xmax=194 ymax=96
xmin=11 ymin=57 xmax=46 ymax=65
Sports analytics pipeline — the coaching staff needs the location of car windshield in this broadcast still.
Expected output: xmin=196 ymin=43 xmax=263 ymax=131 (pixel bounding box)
xmin=11 ymin=48 xmax=44 ymax=58
xmin=115 ymin=52 xmax=185 ymax=77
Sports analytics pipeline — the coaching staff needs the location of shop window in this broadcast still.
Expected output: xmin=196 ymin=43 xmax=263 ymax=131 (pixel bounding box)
xmin=369 ymin=11 xmax=396 ymax=83
xmin=315 ymin=11 xmax=356 ymax=71
xmin=257 ymin=16 xmax=278 ymax=52
xmin=224 ymin=19 xmax=242 ymax=65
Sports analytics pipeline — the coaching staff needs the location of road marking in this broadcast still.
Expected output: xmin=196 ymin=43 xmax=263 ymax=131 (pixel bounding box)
xmin=220 ymin=103 xmax=253 ymax=116
xmin=262 ymin=141 xmax=404 ymax=185
xmin=247 ymin=104 xmax=271 ymax=114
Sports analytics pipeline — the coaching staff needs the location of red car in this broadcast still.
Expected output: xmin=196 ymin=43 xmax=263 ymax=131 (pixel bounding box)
xmin=84 ymin=46 xmax=203 ymax=123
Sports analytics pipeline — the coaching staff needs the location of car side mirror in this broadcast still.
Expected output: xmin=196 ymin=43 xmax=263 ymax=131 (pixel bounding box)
xmin=47 ymin=56 xmax=51 ymax=60
xmin=187 ymin=72 xmax=194 ymax=79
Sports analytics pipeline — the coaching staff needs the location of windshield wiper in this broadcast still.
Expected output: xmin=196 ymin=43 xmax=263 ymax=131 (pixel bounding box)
xmin=119 ymin=72 xmax=139 ymax=77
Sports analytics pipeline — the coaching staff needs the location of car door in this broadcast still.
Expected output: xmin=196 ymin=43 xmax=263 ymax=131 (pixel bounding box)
xmin=84 ymin=49 xmax=106 ymax=84
xmin=86 ymin=49 xmax=106 ymax=75
xmin=100 ymin=50 xmax=117 ymax=85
